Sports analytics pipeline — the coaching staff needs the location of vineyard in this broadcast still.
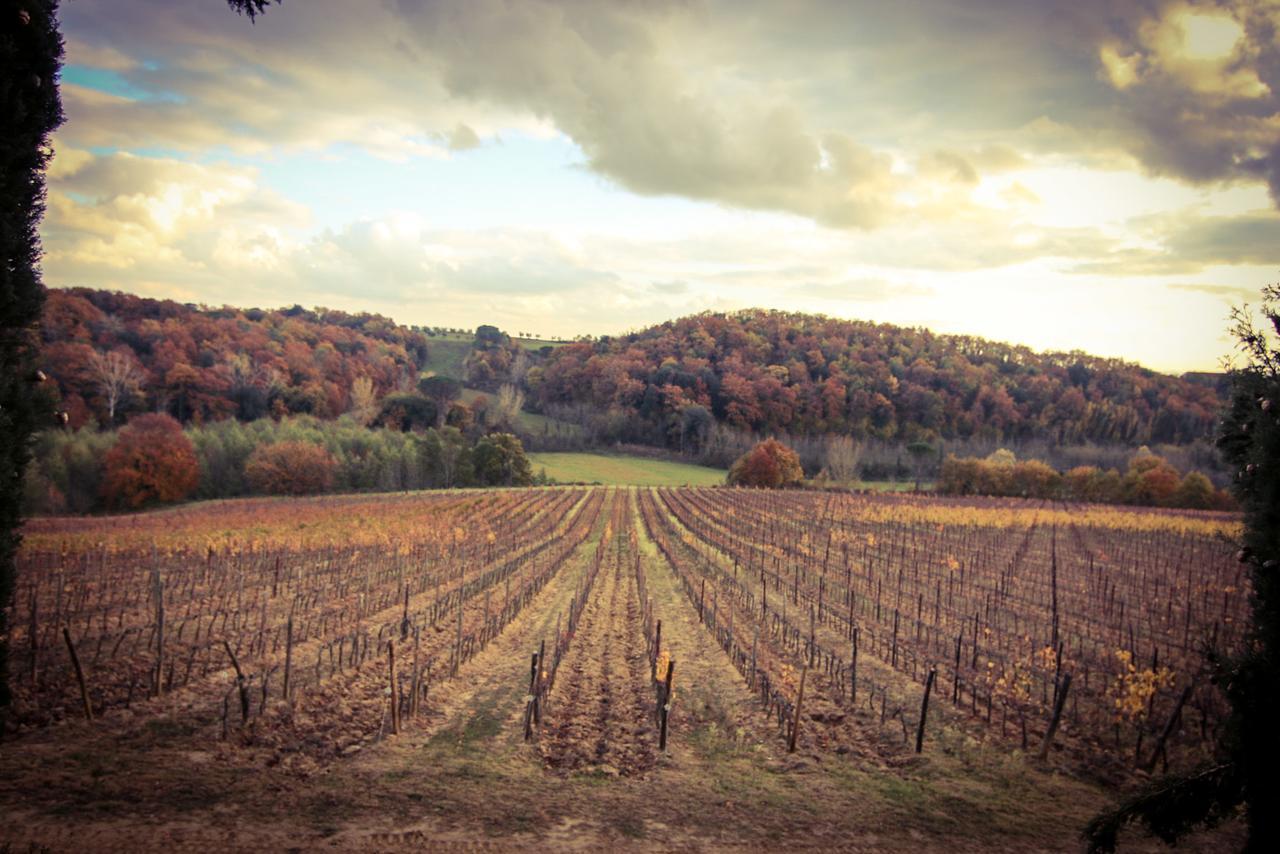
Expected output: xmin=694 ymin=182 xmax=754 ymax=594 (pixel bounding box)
xmin=0 ymin=486 xmax=1246 ymax=850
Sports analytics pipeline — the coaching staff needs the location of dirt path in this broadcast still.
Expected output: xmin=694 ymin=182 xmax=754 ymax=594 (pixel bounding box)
xmin=539 ymin=498 xmax=655 ymax=775
xmin=391 ymin=491 xmax=608 ymax=753
xmin=628 ymin=488 xmax=783 ymax=765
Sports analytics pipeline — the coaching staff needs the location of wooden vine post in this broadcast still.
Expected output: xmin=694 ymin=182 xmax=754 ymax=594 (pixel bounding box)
xmin=788 ymin=664 xmax=808 ymax=753
xmin=651 ymin=620 xmax=662 ymax=680
xmin=1141 ymin=682 xmax=1192 ymax=772
xmin=850 ymin=628 xmax=859 ymax=704
xmin=62 ymin=628 xmax=92 ymax=722
xmin=659 ymin=660 xmax=676 ymax=751
xmin=223 ymin=639 xmax=250 ymax=723
xmin=1037 ymin=672 xmax=1072 ymax=762
xmin=151 ymin=567 xmax=165 ymax=698
xmin=453 ymin=592 xmax=464 ymax=676
xmin=388 ymin=640 xmax=400 ymax=736
xmin=916 ymin=666 xmax=936 ymax=754
xmin=523 ymin=651 xmax=539 ymax=741
xmin=283 ymin=613 xmax=294 ymax=704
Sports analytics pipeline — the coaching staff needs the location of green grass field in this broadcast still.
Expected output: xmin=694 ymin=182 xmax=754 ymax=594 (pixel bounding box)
xmin=513 ymin=336 xmax=571 ymax=351
xmin=421 ymin=336 xmax=472 ymax=380
xmin=528 ymin=452 xmax=726 ymax=486
xmin=423 ymin=334 xmax=569 ymax=380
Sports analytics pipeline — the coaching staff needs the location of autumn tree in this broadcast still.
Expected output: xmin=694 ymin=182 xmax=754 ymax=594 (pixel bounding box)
xmin=530 ymin=309 xmax=1220 ymax=447
xmin=244 ymin=440 xmax=336 ymax=495
xmin=100 ymin=414 xmax=200 ymax=509
xmin=348 ymin=375 xmax=378 ymax=425
xmin=492 ymin=383 xmax=525 ymax=429
xmin=89 ymin=347 xmax=144 ymax=424
xmin=1172 ymin=471 xmax=1216 ymax=510
xmin=823 ymin=433 xmax=863 ymax=483
xmin=727 ymin=438 xmax=804 ymax=488
xmin=1121 ymin=448 xmax=1181 ymax=506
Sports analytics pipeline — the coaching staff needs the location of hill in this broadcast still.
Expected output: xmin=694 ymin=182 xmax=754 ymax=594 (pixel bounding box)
xmin=39 ymin=288 xmax=433 ymax=429
xmin=38 ymin=292 xmax=1221 ymax=455
xmin=529 ymin=309 xmax=1220 ymax=449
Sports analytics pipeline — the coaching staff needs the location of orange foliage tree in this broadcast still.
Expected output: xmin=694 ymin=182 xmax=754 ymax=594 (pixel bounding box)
xmin=100 ymin=414 xmax=199 ymax=509
xmin=727 ymin=438 xmax=804 ymax=488
xmin=244 ymin=440 xmax=337 ymax=495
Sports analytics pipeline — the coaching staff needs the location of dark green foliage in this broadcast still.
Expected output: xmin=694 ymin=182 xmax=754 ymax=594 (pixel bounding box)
xmin=675 ymin=404 xmax=714 ymax=454
xmin=1 ymin=0 xmax=63 ymax=715
xmin=1084 ymin=764 xmax=1241 ymax=853
xmin=376 ymin=393 xmax=438 ymax=433
xmin=418 ymin=375 xmax=461 ymax=416
xmin=1213 ymin=286 xmax=1280 ymax=850
xmin=1085 ymin=285 xmax=1280 ymax=852
xmin=418 ymin=426 xmax=473 ymax=488
xmin=472 ymin=433 xmax=533 ymax=486
xmin=226 ymin=0 xmax=279 ymax=22
xmin=474 ymin=325 xmax=509 ymax=349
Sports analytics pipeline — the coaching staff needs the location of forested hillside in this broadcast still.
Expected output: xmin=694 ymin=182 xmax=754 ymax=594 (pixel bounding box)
xmin=529 ymin=310 xmax=1220 ymax=448
xmin=39 ymin=288 xmax=431 ymax=428
xmin=38 ymin=292 xmax=1221 ymax=454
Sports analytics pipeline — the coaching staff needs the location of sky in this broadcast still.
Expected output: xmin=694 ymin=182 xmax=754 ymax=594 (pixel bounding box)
xmin=40 ymin=0 xmax=1280 ymax=374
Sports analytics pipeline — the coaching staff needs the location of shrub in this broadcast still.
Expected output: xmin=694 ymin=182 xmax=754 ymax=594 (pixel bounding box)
xmin=101 ymin=414 xmax=199 ymax=509
xmin=727 ymin=438 xmax=804 ymax=488
xmin=244 ymin=440 xmax=336 ymax=495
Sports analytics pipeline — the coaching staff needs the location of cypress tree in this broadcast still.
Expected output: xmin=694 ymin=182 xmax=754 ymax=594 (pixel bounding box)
xmin=0 ymin=0 xmax=63 ymax=724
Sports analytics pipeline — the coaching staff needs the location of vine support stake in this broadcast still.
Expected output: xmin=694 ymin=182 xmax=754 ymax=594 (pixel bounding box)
xmin=660 ymin=660 xmax=675 ymax=751
xmin=62 ymin=628 xmax=92 ymax=722
xmin=388 ymin=640 xmax=400 ymax=736
xmin=788 ymin=664 xmax=808 ymax=753
xmin=916 ymin=666 xmax=937 ymax=754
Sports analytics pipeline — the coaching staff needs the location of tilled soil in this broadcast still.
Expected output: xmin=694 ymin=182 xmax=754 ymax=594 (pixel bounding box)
xmin=539 ymin=529 xmax=657 ymax=775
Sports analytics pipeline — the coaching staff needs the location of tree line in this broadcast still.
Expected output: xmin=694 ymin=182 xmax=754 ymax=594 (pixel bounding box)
xmin=937 ymin=447 xmax=1233 ymax=510
xmin=23 ymin=414 xmax=536 ymax=515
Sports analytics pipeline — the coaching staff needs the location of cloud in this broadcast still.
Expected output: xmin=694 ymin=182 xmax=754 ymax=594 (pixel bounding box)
xmin=791 ymin=277 xmax=934 ymax=302
xmin=1168 ymin=282 xmax=1265 ymax=303
xmin=650 ymin=281 xmax=688 ymax=295
xmin=42 ymin=149 xmax=309 ymax=288
xmin=1070 ymin=209 xmax=1280 ymax=274
xmin=1164 ymin=209 xmax=1280 ymax=265
xmin=56 ymin=0 xmax=1280 ymax=235
xmin=42 ymin=149 xmax=619 ymax=311
xmin=1093 ymin=1 xmax=1280 ymax=201
xmin=446 ymin=123 xmax=482 ymax=151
